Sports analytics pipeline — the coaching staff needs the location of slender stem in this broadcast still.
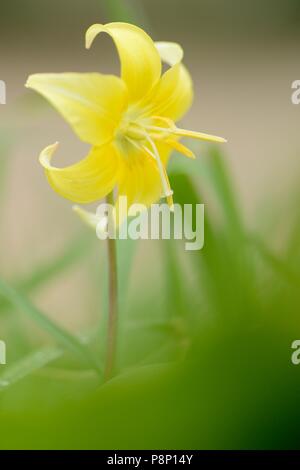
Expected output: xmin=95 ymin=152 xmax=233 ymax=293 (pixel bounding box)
xmin=104 ymin=192 xmax=118 ymax=380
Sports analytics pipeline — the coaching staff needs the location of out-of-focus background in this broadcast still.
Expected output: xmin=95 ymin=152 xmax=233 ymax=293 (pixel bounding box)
xmin=2 ymin=0 xmax=300 ymax=208
xmin=1 ymin=0 xmax=300 ymax=327
xmin=1 ymin=0 xmax=300 ymax=449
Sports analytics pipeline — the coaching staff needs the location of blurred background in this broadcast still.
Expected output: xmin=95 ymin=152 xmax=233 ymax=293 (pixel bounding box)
xmin=0 ymin=0 xmax=300 ymax=449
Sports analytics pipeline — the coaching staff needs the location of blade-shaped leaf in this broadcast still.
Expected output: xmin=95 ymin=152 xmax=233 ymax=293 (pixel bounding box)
xmin=0 ymin=346 xmax=63 ymax=390
xmin=0 ymin=278 xmax=101 ymax=374
xmin=0 ymin=234 xmax=92 ymax=314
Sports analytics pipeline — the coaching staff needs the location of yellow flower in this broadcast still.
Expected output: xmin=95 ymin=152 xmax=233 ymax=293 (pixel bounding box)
xmin=26 ymin=22 xmax=225 ymax=215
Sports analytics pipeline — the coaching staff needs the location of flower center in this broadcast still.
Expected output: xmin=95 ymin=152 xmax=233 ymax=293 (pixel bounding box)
xmin=115 ymin=112 xmax=174 ymax=209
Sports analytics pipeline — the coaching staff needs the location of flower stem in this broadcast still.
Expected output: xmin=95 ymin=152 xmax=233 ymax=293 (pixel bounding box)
xmin=104 ymin=192 xmax=118 ymax=381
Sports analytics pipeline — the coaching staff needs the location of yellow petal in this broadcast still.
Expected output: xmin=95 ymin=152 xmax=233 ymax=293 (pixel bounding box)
xmin=113 ymin=138 xmax=173 ymax=224
xmin=151 ymin=139 xmax=173 ymax=166
xmin=26 ymin=73 xmax=128 ymax=146
xmin=119 ymin=141 xmax=162 ymax=205
xmin=142 ymin=42 xmax=193 ymax=122
xmin=73 ymin=206 xmax=100 ymax=229
xmin=155 ymin=42 xmax=184 ymax=66
xmin=86 ymin=22 xmax=161 ymax=104
xmin=39 ymin=142 xmax=119 ymax=204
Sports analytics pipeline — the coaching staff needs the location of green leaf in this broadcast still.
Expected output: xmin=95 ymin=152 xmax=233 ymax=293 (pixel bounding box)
xmin=0 ymin=278 xmax=101 ymax=374
xmin=16 ymin=234 xmax=91 ymax=292
xmin=170 ymin=144 xmax=244 ymax=237
xmin=169 ymin=169 xmax=259 ymax=324
xmin=0 ymin=346 xmax=63 ymax=390
xmin=0 ymin=234 xmax=92 ymax=314
xmin=251 ymin=235 xmax=300 ymax=288
xmin=204 ymin=146 xmax=244 ymax=237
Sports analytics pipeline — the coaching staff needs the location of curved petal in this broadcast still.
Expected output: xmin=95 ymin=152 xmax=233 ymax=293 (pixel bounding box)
xmin=86 ymin=22 xmax=161 ymax=104
xmin=73 ymin=206 xmax=100 ymax=229
xmin=155 ymin=42 xmax=184 ymax=66
xmin=143 ymin=42 xmax=193 ymax=122
xmin=26 ymin=73 xmax=128 ymax=146
xmin=39 ymin=142 xmax=119 ymax=204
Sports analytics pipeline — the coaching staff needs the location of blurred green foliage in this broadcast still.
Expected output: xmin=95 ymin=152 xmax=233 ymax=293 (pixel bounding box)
xmin=1 ymin=0 xmax=300 ymax=40
xmin=0 ymin=134 xmax=300 ymax=448
xmin=1 ymin=0 xmax=300 ymax=450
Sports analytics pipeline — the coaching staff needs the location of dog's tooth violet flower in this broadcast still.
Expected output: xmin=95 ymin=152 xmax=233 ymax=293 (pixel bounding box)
xmin=26 ymin=22 xmax=226 ymax=214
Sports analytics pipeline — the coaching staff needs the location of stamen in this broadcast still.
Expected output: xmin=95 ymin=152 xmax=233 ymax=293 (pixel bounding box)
xmin=174 ymin=128 xmax=227 ymax=143
xmin=126 ymin=135 xmax=174 ymax=209
xmin=126 ymin=123 xmax=147 ymax=141
xmin=145 ymin=124 xmax=227 ymax=143
xmin=142 ymin=143 xmax=172 ymax=198
xmin=125 ymin=136 xmax=147 ymax=154
xmin=162 ymin=165 xmax=175 ymax=211
xmin=123 ymin=121 xmax=175 ymax=209
xmin=151 ymin=116 xmax=176 ymax=128
xmin=165 ymin=139 xmax=196 ymax=159
xmin=145 ymin=125 xmax=174 ymax=133
xmin=144 ymin=125 xmax=173 ymax=139
xmin=141 ymin=133 xmax=174 ymax=210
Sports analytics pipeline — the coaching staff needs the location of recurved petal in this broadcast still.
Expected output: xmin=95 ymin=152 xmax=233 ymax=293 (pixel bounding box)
xmin=26 ymin=73 xmax=128 ymax=146
xmin=86 ymin=22 xmax=161 ymax=104
xmin=39 ymin=142 xmax=119 ymax=204
xmin=73 ymin=206 xmax=100 ymax=229
xmin=143 ymin=42 xmax=193 ymax=122
xmin=155 ymin=42 xmax=184 ymax=66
